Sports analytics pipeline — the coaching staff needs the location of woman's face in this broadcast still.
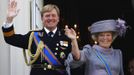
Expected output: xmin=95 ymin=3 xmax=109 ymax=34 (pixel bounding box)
xmin=97 ymin=32 xmax=113 ymax=49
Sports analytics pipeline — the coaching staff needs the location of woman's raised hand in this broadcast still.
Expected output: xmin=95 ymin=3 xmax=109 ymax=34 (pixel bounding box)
xmin=64 ymin=25 xmax=77 ymax=40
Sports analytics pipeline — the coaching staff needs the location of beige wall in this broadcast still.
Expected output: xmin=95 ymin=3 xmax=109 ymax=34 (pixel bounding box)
xmin=0 ymin=0 xmax=43 ymax=75
xmin=0 ymin=0 xmax=10 ymax=75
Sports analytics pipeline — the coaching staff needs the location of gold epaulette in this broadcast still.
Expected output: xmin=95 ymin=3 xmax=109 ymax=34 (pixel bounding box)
xmin=30 ymin=29 xmax=44 ymax=37
xmin=3 ymin=30 xmax=14 ymax=37
xmin=30 ymin=29 xmax=42 ymax=32
xmin=23 ymin=31 xmax=44 ymax=66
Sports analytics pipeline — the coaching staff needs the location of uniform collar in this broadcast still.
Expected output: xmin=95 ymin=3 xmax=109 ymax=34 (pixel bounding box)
xmin=44 ymin=27 xmax=57 ymax=34
xmin=92 ymin=45 xmax=113 ymax=54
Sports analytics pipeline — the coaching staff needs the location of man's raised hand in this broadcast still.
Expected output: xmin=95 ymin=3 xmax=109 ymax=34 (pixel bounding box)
xmin=6 ymin=0 xmax=20 ymax=23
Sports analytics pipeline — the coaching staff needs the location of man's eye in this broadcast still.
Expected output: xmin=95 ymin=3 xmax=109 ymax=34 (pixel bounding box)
xmin=45 ymin=15 xmax=50 ymax=17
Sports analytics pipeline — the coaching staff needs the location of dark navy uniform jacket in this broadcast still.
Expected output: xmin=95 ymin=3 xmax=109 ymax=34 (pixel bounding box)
xmin=2 ymin=25 xmax=72 ymax=75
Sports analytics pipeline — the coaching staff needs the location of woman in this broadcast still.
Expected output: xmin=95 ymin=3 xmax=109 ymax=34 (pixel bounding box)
xmin=65 ymin=19 xmax=128 ymax=75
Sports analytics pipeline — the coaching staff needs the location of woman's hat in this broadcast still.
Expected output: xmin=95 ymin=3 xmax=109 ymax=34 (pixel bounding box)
xmin=89 ymin=18 xmax=128 ymax=36
xmin=88 ymin=18 xmax=128 ymax=40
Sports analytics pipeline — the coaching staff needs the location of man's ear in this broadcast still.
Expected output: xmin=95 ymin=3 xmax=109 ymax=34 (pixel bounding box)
xmin=41 ymin=17 xmax=43 ymax=21
xmin=57 ymin=16 xmax=60 ymax=22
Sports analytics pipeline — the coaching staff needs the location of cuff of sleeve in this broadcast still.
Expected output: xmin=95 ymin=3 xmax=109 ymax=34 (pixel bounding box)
xmin=2 ymin=24 xmax=15 ymax=37
xmin=2 ymin=22 xmax=13 ymax=28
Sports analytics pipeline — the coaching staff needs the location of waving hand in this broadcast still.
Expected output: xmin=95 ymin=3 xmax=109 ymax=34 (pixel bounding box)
xmin=6 ymin=0 xmax=19 ymax=23
xmin=64 ymin=26 xmax=77 ymax=40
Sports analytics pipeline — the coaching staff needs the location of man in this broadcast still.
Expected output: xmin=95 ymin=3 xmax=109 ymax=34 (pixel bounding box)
xmin=128 ymin=58 xmax=134 ymax=75
xmin=2 ymin=0 xmax=71 ymax=75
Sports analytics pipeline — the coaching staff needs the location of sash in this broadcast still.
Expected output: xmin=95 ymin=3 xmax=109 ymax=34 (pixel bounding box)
xmin=34 ymin=32 xmax=62 ymax=66
xmin=93 ymin=49 xmax=112 ymax=75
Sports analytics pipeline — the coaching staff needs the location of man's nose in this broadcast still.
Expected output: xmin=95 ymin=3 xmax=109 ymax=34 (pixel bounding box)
xmin=48 ymin=15 xmax=54 ymax=19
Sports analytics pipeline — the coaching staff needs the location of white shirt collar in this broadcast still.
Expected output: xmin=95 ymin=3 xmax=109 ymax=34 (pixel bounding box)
xmin=44 ymin=27 xmax=57 ymax=34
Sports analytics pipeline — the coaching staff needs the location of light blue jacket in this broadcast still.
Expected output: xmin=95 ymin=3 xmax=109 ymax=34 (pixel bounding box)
xmin=65 ymin=44 xmax=124 ymax=75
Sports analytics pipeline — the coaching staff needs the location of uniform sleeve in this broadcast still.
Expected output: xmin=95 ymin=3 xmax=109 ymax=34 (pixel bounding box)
xmin=2 ymin=22 xmax=13 ymax=28
xmin=65 ymin=44 xmax=92 ymax=69
xmin=2 ymin=25 xmax=31 ymax=49
xmin=119 ymin=50 xmax=124 ymax=75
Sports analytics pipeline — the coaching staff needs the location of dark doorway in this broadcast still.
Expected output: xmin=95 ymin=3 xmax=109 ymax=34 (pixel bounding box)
xmin=43 ymin=0 xmax=134 ymax=75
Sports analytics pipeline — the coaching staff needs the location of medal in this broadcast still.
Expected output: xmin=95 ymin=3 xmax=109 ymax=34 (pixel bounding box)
xmin=60 ymin=52 xmax=66 ymax=59
xmin=60 ymin=41 xmax=68 ymax=47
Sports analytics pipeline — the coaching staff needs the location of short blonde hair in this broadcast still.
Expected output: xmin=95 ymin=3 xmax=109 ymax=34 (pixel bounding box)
xmin=41 ymin=4 xmax=60 ymax=17
xmin=91 ymin=31 xmax=117 ymax=41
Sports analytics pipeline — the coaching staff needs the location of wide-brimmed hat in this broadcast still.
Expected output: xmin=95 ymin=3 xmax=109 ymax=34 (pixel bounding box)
xmin=88 ymin=18 xmax=128 ymax=40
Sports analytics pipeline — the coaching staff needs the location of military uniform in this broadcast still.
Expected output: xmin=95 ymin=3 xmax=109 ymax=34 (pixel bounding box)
xmin=2 ymin=25 xmax=71 ymax=75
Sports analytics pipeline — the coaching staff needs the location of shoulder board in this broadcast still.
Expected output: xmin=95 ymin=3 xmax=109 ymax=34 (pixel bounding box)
xmin=30 ymin=29 xmax=44 ymax=37
xmin=30 ymin=29 xmax=42 ymax=32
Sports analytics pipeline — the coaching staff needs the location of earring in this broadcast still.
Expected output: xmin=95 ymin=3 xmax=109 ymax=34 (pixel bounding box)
xmin=94 ymin=41 xmax=97 ymax=45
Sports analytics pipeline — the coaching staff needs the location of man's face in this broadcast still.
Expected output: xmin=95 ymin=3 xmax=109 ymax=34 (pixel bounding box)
xmin=129 ymin=59 xmax=134 ymax=75
xmin=42 ymin=9 xmax=59 ymax=31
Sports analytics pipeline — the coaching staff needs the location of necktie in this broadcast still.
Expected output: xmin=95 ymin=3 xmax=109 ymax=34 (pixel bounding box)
xmin=48 ymin=31 xmax=54 ymax=38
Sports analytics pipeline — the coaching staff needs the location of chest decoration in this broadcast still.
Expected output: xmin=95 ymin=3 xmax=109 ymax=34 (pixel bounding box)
xmin=60 ymin=52 xmax=66 ymax=59
xmin=60 ymin=41 xmax=68 ymax=47
xmin=33 ymin=32 xmax=63 ymax=66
